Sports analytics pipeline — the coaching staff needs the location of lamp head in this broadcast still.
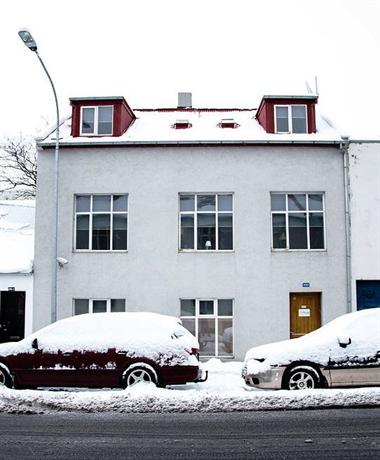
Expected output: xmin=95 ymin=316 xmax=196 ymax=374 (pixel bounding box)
xmin=18 ymin=29 xmax=38 ymax=52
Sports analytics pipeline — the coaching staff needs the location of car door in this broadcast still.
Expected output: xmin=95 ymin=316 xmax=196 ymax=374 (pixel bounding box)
xmin=328 ymin=310 xmax=380 ymax=387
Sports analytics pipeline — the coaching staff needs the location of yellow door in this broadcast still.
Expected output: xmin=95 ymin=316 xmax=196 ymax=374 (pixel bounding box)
xmin=290 ymin=292 xmax=321 ymax=339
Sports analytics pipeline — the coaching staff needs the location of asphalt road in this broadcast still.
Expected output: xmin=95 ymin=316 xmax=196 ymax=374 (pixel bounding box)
xmin=0 ymin=408 xmax=379 ymax=459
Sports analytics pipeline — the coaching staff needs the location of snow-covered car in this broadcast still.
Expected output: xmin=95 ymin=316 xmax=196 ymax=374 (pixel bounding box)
xmin=242 ymin=308 xmax=380 ymax=390
xmin=0 ymin=312 xmax=207 ymax=389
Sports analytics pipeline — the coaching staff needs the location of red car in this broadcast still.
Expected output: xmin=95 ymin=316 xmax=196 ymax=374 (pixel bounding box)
xmin=0 ymin=312 xmax=207 ymax=389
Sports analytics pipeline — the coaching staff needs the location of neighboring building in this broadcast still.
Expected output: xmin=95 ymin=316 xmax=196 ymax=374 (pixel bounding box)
xmin=34 ymin=93 xmax=349 ymax=360
xmin=349 ymin=140 xmax=380 ymax=311
xmin=0 ymin=200 xmax=34 ymax=343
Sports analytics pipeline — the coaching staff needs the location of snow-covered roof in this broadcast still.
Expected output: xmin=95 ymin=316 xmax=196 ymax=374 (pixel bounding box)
xmin=38 ymin=106 xmax=342 ymax=147
xmin=0 ymin=200 xmax=35 ymax=274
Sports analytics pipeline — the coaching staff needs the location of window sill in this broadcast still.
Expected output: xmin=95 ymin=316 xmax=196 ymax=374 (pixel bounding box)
xmin=271 ymin=249 xmax=326 ymax=253
xmin=179 ymin=250 xmax=235 ymax=254
xmin=73 ymin=250 xmax=128 ymax=253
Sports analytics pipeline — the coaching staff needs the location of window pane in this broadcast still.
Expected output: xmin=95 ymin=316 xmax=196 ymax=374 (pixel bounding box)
xmin=197 ymin=213 xmax=216 ymax=250
xmin=113 ymin=195 xmax=128 ymax=212
xmin=199 ymin=300 xmax=214 ymax=315
xmin=276 ymin=107 xmax=289 ymax=132
xmin=180 ymin=195 xmax=195 ymax=211
xmin=111 ymin=299 xmax=126 ymax=312
xmin=180 ymin=215 xmax=194 ymax=249
xmin=76 ymin=215 xmax=89 ymax=249
xmin=308 ymin=194 xmax=323 ymax=211
xmin=198 ymin=318 xmax=215 ymax=356
xmin=112 ymin=214 xmax=127 ymax=250
xmin=180 ymin=299 xmax=196 ymax=316
xmin=218 ymin=299 xmax=233 ymax=316
xmin=218 ymin=319 xmax=233 ymax=356
xmin=93 ymin=300 xmax=107 ymax=313
xmin=272 ymin=214 xmax=286 ymax=249
xmin=288 ymin=194 xmax=306 ymax=211
xmin=181 ymin=318 xmax=195 ymax=337
xmin=309 ymin=213 xmax=325 ymax=249
xmin=93 ymin=195 xmax=111 ymax=212
xmin=292 ymin=106 xmax=307 ymax=133
xmin=98 ymin=107 xmax=113 ymax=135
xmin=74 ymin=299 xmax=89 ymax=315
xmin=92 ymin=214 xmax=110 ymax=250
xmin=289 ymin=213 xmax=307 ymax=249
xmin=82 ymin=108 xmax=95 ymax=133
xmin=76 ymin=195 xmax=91 ymax=212
xmin=218 ymin=194 xmax=232 ymax=211
xmin=271 ymin=194 xmax=286 ymax=211
xmin=218 ymin=213 xmax=233 ymax=250
xmin=197 ymin=195 xmax=215 ymax=211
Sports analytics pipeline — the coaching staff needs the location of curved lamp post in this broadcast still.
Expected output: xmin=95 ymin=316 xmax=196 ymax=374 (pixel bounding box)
xmin=18 ymin=29 xmax=59 ymax=323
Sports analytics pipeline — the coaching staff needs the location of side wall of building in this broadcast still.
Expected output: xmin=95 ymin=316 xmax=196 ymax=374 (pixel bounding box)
xmin=350 ymin=142 xmax=380 ymax=310
xmin=33 ymin=145 xmax=347 ymax=359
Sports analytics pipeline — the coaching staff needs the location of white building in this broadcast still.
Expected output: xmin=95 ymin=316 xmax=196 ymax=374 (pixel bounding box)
xmin=0 ymin=200 xmax=34 ymax=342
xmin=33 ymin=93 xmax=350 ymax=360
xmin=349 ymin=140 xmax=380 ymax=311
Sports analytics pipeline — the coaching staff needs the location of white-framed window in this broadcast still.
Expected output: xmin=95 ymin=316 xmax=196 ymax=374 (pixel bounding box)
xmin=274 ymin=105 xmax=307 ymax=133
xmin=80 ymin=106 xmax=113 ymax=136
xmin=75 ymin=194 xmax=128 ymax=251
xmin=179 ymin=193 xmax=233 ymax=251
xmin=271 ymin=193 xmax=325 ymax=250
xmin=180 ymin=299 xmax=233 ymax=357
xmin=73 ymin=298 xmax=126 ymax=315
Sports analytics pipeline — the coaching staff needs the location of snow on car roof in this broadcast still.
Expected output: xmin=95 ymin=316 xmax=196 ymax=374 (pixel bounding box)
xmin=244 ymin=308 xmax=380 ymax=373
xmin=0 ymin=312 xmax=199 ymax=366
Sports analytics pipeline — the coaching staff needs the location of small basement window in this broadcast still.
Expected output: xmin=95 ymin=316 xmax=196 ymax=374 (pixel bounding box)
xmin=275 ymin=105 xmax=307 ymax=133
xmin=218 ymin=118 xmax=239 ymax=129
xmin=80 ymin=106 xmax=113 ymax=136
xmin=172 ymin=119 xmax=192 ymax=129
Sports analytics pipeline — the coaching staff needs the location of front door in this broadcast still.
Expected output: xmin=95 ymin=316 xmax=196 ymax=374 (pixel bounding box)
xmin=0 ymin=291 xmax=25 ymax=343
xmin=290 ymin=292 xmax=321 ymax=339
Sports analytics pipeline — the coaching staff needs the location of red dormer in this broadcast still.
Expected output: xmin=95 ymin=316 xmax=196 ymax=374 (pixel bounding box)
xmin=256 ymin=95 xmax=318 ymax=134
xmin=70 ymin=97 xmax=135 ymax=137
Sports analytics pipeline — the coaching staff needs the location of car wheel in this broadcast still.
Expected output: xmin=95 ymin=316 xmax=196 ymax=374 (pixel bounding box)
xmin=284 ymin=365 xmax=320 ymax=390
xmin=123 ymin=364 xmax=158 ymax=388
xmin=0 ymin=365 xmax=12 ymax=388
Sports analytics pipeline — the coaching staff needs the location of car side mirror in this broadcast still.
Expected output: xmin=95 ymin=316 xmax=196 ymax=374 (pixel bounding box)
xmin=32 ymin=338 xmax=38 ymax=350
xmin=337 ymin=336 xmax=351 ymax=348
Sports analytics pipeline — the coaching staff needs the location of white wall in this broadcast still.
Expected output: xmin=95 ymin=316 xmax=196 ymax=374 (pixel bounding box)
xmin=34 ymin=145 xmax=348 ymax=359
xmin=349 ymin=142 xmax=380 ymax=309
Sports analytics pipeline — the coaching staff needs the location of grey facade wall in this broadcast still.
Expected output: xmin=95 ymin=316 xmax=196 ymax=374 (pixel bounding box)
xmin=34 ymin=145 xmax=347 ymax=359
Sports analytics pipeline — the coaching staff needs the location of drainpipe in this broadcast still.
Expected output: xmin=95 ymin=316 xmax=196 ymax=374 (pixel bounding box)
xmin=341 ymin=136 xmax=352 ymax=313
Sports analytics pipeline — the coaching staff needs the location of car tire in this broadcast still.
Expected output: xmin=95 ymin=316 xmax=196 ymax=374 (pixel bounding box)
xmin=0 ymin=364 xmax=13 ymax=388
xmin=123 ymin=363 xmax=159 ymax=388
xmin=284 ymin=365 xmax=320 ymax=390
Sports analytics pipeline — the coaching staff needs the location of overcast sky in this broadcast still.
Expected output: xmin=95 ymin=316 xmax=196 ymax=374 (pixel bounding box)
xmin=2 ymin=0 xmax=380 ymax=139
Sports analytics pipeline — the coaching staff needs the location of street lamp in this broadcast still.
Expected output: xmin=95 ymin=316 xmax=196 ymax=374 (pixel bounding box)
xmin=18 ymin=29 xmax=60 ymax=324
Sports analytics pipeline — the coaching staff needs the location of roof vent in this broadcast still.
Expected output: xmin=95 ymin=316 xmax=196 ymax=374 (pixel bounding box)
xmin=177 ymin=92 xmax=192 ymax=109
xmin=172 ymin=119 xmax=192 ymax=129
xmin=218 ymin=118 xmax=239 ymax=129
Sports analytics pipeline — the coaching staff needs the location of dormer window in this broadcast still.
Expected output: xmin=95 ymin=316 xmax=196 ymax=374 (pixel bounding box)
xmin=80 ymin=106 xmax=113 ymax=136
xmin=218 ymin=118 xmax=239 ymax=129
xmin=172 ymin=119 xmax=192 ymax=129
xmin=275 ymin=105 xmax=307 ymax=134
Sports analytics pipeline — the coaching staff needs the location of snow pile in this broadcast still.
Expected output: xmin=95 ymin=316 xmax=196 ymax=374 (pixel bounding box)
xmin=0 ymin=200 xmax=35 ymax=274
xmin=0 ymin=359 xmax=379 ymax=414
xmin=244 ymin=308 xmax=380 ymax=375
xmin=0 ymin=312 xmax=199 ymax=367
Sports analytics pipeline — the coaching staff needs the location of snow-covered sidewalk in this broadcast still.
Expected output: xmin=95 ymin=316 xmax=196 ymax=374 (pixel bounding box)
xmin=0 ymin=359 xmax=379 ymax=414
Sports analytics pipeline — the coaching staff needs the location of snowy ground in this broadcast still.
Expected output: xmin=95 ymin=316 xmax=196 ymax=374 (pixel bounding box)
xmin=0 ymin=359 xmax=379 ymax=414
